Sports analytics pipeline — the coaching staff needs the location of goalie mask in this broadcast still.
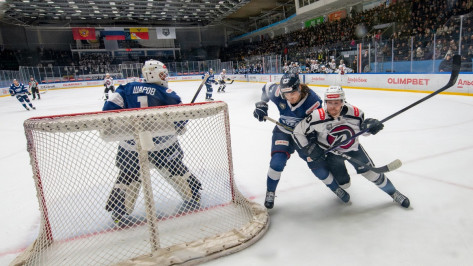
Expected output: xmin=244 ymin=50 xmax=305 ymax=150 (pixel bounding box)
xmin=142 ymin=60 xmax=169 ymax=87
xmin=324 ymin=85 xmax=346 ymax=105
xmin=280 ymin=73 xmax=300 ymax=95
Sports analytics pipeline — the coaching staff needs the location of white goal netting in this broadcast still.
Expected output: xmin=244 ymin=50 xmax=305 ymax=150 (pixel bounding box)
xmin=13 ymin=101 xmax=269 ymax=266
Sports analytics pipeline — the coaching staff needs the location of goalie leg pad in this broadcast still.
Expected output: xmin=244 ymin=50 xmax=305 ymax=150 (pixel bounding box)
xmin=155 ymin=166 xmax=201 ymax=202
xmin=105 ymin=181 xmax=142 ymax=215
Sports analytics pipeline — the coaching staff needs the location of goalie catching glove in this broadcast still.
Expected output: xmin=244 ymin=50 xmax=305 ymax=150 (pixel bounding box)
xmin=361 ymin=118 xmax=384 ymax=135
xmin=253 ymin=101 xmax=268 ymax=122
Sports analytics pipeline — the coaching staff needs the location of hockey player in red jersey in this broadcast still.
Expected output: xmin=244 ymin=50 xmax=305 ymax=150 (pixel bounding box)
xmin=293 ymin=86 xmax=410 ymax=208
xmin=103 ymin=73 xmax=115 ymax=101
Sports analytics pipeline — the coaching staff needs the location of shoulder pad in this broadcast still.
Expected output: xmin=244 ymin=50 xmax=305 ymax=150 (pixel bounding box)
xmin=345 ymin=103 xmax=362 ymax=117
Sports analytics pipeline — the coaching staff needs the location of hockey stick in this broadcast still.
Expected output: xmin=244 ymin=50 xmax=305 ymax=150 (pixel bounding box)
xmin=325 ymin=54 xmax=461 ymax=154
xmin=191 ymin=74 xmax=209 ymax=103
xmin=263 ymin=116 xmax=401 ymax=173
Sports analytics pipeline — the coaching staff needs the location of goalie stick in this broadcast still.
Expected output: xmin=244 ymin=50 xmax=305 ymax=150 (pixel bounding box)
xmin=191 ymin=74 xmax=209 ymax=103
xmin=324 ymin=54 xmax=461 ymax=154
xmin=263 ymin=116 xmax=402 ymax=173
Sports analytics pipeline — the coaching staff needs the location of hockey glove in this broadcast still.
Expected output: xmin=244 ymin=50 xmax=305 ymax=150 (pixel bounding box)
xmin=361 ymin=118 xmax=384 ymax=135
xmin=253 ymin=101 xmax=268 ymax=122
xmin=303 ymin=142 xmax=325 ymax=162
xmin=174 ymin=120 xmax=188 ymax=135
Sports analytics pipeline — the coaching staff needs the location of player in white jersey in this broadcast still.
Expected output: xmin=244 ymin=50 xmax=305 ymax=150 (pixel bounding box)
xmin=292 ymin=86 xmax=410 ymax=208
xmin=103 ymin=73 xmax=115 ymax=101
xmin=337 ymin=60 xmax=347 ymax=74
xmin=329 ymin=59 xmax=337 ymax=71
xmin=217 ymin=69 xmax=227 ymax=93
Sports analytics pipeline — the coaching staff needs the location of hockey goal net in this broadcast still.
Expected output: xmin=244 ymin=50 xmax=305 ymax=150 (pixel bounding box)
xmin=14 ymin=101 xmax=269 ymax=266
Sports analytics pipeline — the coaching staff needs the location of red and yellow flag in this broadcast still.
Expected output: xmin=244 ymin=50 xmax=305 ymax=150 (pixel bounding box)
xmin=129 ymin=28 xmax=149 ymax=40
xmin=72 ymin=28 xmax=96 ymax=40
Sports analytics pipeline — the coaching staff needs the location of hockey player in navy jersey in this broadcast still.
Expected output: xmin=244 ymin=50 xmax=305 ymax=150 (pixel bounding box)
xmin=253 ymin=73 xmax=351 ymax=209
xmin=292 ymin=86 xmax=410 ymax=208
xmin=202 ymin=68 xmax=217 ymax=101
xmin=103 ymin=60 xmax=202 ymax=225
xmin=103 ymin=73 xmax=115 ymax=101
xmin=9 ymin=79 xmax=36 ymax=111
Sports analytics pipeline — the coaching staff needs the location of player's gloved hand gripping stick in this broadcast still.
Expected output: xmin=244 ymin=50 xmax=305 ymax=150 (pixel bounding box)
xmin=263 ymin=116 xmax=402 ymax=174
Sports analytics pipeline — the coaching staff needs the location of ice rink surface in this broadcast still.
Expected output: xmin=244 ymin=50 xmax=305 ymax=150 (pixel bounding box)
xmin=1 ymin=80 xmax=473 ymax=266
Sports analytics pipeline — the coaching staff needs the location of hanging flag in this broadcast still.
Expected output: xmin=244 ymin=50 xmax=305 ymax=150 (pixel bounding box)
xmin=72 ymin=28 xmax=96 ymax=40
xmin=156 ymin=27 xmax=176 ymax=39
xmin=102 ymin=27 xmax=125 ymax=40
xmin=130 ymin=28 xmax=149 ymax=40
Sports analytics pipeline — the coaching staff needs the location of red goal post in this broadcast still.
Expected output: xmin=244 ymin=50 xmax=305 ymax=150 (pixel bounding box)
xmin=14 ymin=101 xmax=269 ymax=265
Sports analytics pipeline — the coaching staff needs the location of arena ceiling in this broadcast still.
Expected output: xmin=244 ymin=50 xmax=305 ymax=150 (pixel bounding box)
xmin=0 ymin=0 xmax=295 ymax=28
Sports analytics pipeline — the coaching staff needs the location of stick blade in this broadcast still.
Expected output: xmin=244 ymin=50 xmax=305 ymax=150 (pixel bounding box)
xmin=387 ymin=159 xmax=402 ymax=171
xmin=371 ymin=159 xmax=402 ymax=173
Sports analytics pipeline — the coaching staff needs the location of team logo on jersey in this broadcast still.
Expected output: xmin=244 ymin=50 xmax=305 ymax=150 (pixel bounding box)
xmin=326 ymin=125 xmax=355 ymax=149
xmin=279 ymin=102 xmax=286 ymax=110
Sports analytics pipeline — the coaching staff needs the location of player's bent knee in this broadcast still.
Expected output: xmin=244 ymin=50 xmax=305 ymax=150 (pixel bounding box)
xmin=269 ymin=152 xmax=288 ymax=172
xmin=311 ymin=167 xmax=330 ymax=181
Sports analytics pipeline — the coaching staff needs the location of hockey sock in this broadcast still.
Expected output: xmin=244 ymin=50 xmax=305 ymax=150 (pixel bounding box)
xmin=267 ymin=153 xmax=287 ymax=192
xmin=311 ymin=169 xmax=338 ymax=191
xmin=362 ymin=172 xmax=396 ymax=195
xmin=266 ymin=174 xmax=280 ymax=192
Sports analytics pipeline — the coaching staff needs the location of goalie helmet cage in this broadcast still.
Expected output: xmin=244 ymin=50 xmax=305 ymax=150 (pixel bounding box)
xmin=13 ymin=101 xmax=269 ymax=266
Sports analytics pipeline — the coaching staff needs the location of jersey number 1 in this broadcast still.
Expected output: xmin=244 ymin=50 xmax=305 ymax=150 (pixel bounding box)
xmin=137 ymin=96 xmax=148 ymax=107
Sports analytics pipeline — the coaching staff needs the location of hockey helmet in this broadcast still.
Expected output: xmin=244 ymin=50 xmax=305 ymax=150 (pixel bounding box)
xmin=142 ymin=60 xmax=168 ymax=87
xmin=324 ymin=85 xmax=345 ymax=104
xmin=279 ymin=73 xmax=300 ymax=94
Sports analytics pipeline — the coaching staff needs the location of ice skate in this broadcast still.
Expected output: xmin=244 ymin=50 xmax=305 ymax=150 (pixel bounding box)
xmin=180 ymin=199 xmax=201 ymax=212
xmin=264 ymin=191 xmax=275 ymax=209
xmin=391 ymin=190 xmax=410 ymax=208
xmin=32 ymin=107 xmax=36 ymax=110
xmin=339 ymin=180 xmax=351 ymax=189
xmin=111 ymin=211 xmax=124 ymax=226
xmin=334 ymin=187 xmax=350 ymax=203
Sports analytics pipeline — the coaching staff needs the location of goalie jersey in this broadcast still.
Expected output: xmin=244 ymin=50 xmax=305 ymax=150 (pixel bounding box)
xmin=103 ymin=81 xmax=181 ymax=110
xmin=292 ymin=103 xmax=365 ymax=153
xmin=260 ymin=82 xmax=322 ymax=133
xmin=103 ymin=82 xmax=183 ymax=151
